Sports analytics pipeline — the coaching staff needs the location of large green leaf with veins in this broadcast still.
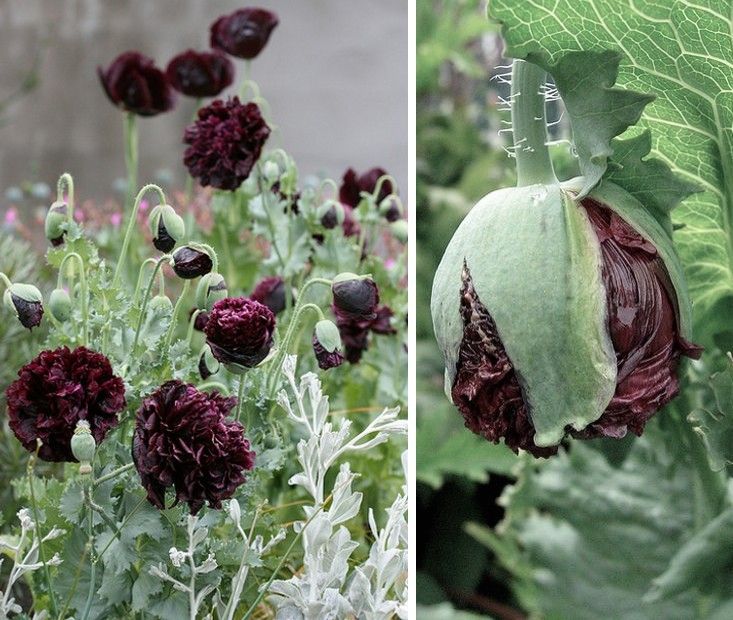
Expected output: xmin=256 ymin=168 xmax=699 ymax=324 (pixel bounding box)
xmin=488 ymin=0 xmax=733 ymax=342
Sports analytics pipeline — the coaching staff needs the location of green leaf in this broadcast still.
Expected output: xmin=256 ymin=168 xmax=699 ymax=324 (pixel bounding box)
xmin=488 ymin=0 xmax=733 ymax=340
xmin=131 ymin=568 xmax=163 ymax=613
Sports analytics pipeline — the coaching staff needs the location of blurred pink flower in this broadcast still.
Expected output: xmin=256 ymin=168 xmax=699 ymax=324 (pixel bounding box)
xmin=4 ymin=208 xmax=18 ymax=225
xmin=110 ymin=212 xmax=122 ymax=227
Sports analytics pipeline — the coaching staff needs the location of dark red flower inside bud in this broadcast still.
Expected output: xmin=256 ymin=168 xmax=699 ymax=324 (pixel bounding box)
xmin=166 ymin=49 xmax=234 ymax=98
xmin=312 ymin=335 xmax=345 ymax=370
xmin=50 ymin=236 xmax=65 ymax=247
xmin=153 ymin=218 xmax=176 ymax=253
xmin=250 ymin=276 xmax=286 ymax=315
xmin=98 ymin=51 xmax=175 ymax=117
xmin=335 ymin=304 xmax=396 ymax=364
xmin=321 ymin=205 xmax=339 ymax=230
xmin=173 ymin=247 xmax=213 ymax=279
xmin=210 ymin=8 xmax=279 ymax=60
xmin=132 ymin=380 xmax=255 ymax=515
xmin=204 ymin=297 xmax=276 ymax=368
xmin=11 ymin=294 xmax=44 ymax=330
xmin=332 ymin=278 xmax=379 ymax=321
xmin=6 ymin=346 xmax=126 ymax=462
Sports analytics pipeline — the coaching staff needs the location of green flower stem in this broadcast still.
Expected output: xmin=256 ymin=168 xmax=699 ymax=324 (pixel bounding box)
xmin=58 ymin=252 xmax=89 ymax=346
xmin=0 ymin=272 xmax=12 ymax=291
xmin=27 ymin=451 xmax=59 ymax=617
xmin=256 ymin=163 xmax=288 ymax=275
xmin=127 ymin=254 xmax=170 ymax=366
xmin=371 ymin=174 xmax=398 ymax=203
xmin=217 ymin=219 xmax=236 ymax=287
xmin=132 ymin=258 xmax=158 ymax=305
xmin=93 ymin=462 xmax=135 ymax=488
xmin=510 ymin=59 xmax=557 ymax=187
xmin=235 ymin=378 xmax=246 ymax=423
xmin=56 ymin=172 xmax=75 ymax=225
xmin=186 ymin=309 xmax=202 ymax=348
xmin=198 ymin=381 xmax=229 ymax=394
xmin=123 ymin=112 xmax=138 ymax=212
xmin=163 ymin=280 xmax=191 ymax=350
xmin=80 ymin=483 xmax=96 ymax=620
xmin=113 ymin=183 xmax=167 ymax=288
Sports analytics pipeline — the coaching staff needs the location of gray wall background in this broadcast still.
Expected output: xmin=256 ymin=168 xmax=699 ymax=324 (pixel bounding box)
xmin=0 ymin=0 xmax=407 ymax=202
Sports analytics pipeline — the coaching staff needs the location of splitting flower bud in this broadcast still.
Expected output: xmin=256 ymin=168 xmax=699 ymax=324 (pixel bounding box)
xmin=172 ymin=245 xmax=213 ymax=279
xmin=331 ymin=273 xmax=379 ymax=321
xmin=149 ymin=204 xmax=185 ymax=253
xmin=196 ymin=272 xmax=228 ymax=311
xmin=312 ymin=319 xmax=345 ymax=370
xmin=45 ymin=201 xmax=68 ymax=246
xmin=4 ymin=282 xmax=44 ymax=330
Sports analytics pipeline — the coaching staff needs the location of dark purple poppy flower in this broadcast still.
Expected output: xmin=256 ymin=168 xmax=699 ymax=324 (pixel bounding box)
xmin=98 ymin=51 xmax=175 ymax=116
xmin=339 ymin=167 xmax=393 ymax=208
xmin=341 ymin=204 xmax=361 ymax=238
xmin=166 ymin=49 xmax=234 ymax=98
xmin=205 ymin=297 xmax=275 ymax=368
xmin=6 ymin=346 xmax=126 ymax=462
xmin=332 ymin=276 xmax=379 ymax=321
xmin=335 ymin=304 xmax=396 ymax=364
xmin=184 ymin=97 xmax=270 ymax=190
xmin=132 ymin=380 xmax=255 ymax=515
xmin=172 ymin=246 xmax=213 ymax=279
xmin=250 ymin=276 xmax=286 ymax=315
xmin=210 ymin=8 xmax=279 ymax=60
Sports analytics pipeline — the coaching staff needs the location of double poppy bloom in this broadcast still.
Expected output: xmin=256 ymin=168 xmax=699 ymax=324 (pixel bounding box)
xmin=210 ymin=8 xmax=279 ymax=59
xmin=166 ymin=49 xmax=234 ymax=98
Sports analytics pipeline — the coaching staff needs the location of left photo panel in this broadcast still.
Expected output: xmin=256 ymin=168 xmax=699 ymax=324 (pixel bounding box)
xmin=0 ymin=2 xmax=408 ymax=618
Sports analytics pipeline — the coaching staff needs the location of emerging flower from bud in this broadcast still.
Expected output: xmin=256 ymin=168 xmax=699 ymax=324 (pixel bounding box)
xmin=4 ymin=283 xmax=43 ymax=330
xmin=6 ymin=346 xmax=125 ymax=462
xmin=49 ymin=288 xmax=72 ymax=322
xmin=198 ymin=344 xmax=220 ymax=379
xmin=190 ymin=309 xmax=210 ymax=332
xmin=335 ymin=304 xmax=396 ymax=364
xmin=380 ymin=196 xmax=403 ymax=222
xmin=45 ymin=201 xmax=68 ymax=246
xmin=318 ymin=200 xmax=344 ymax=230
xmin=184 ymin=97 xmax=270 ymax=190
xmin=210 ymin=8 xmax=279 ymax=60
xmin=148 ymin=204 xmax=185 ymax=253
xmin=132 ymin=380 xmax=255 ymax=515
xmin=98 ymin=51 xmax=175 ymax=116
xmin=172 ymin=245 xmax=213 ymax=279
xmin=250 ymin=276 xmax=286 ymax=315
xmin=339 ymin=167 xmax=393 ymax=208
xmin=432 ymin=180 xmax=701 ymax=457
xmin=312 ymin=320 xmax=345 ymax=370
xmin=165 ymin=49 xmax=234 ymax=98
xmin=196 ymin=272 xmax=228 ymax=311
xmin=71 ymin=420 xmax=96 ymax=475
xmin=204 ymin=297 xmax=276 ymax=371
xmin=331 ymin=273 xmax=379 ymax=321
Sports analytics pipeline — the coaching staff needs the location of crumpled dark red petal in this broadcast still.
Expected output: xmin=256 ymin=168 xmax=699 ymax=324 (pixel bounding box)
xmin=335 ymin=304 xmax=396 ymax=364
xmin=250 ymin=276 xmax=286 ymax=315
xmin=6 ymin=346 xmax=126 ymax=462
xmin=312 ymin=335 xmax=345 ymax=370
xmin=132 ymin=380 xmax=255 ymax=515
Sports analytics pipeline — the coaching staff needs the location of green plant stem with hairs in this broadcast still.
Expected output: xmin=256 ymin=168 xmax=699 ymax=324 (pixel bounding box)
xmin=163 ymin=280 xmax=191 ymax=350
xmin=56 ymin=172 xmax=75 ymax=225
xmin=58 ymin=252 xmax=89 ymax=346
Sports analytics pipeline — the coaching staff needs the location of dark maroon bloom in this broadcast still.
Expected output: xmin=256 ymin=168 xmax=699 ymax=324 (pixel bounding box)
xmin=341 ymin=205 xmax=361 ymax=238
xmin=339 ymin=167 xmax=393 ymax=208
xmin=335 ymin=304 xmax=396 ymax=364
xmin=332 ymin=277 xmax=379 ymax=321
xmin=205 ymin=297 xmax=275 ymax=368
xmin=166 ymin=49 xmax=234 ymax=98
xmin=132 ymin=380 xmax=255 ymax=515
xmin=250 ymin=276 xmax=286 ymax=315
xmin=172 ymin=246 xmax=213 ymax=279
xmin=6 ymin=346 xmax=126 ymax=462
xmin=313 ymin=335 xmax=345 ymax=370
xmin=98 ymin=51 xmax=175 ymax=116
xmin=184 ymin=97 xmax=270 ymax=190
xmin=210 ymin=8 xmax=279 ymax=60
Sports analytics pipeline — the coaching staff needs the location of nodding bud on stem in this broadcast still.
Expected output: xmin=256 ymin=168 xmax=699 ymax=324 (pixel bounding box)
xmin=332 ymin=273 xmax=379 ymax=320
xmin=45 ymin=201 xmax=68 ymax=246
xmin=318 ymin=200 xmax=344 ymax=230
xmin=196 ymin=272 xmax=228 ymax=311
xmin=379 ymin=196 xmax=403 ymax=222
xmin=4 ymin=283 xmax=44 ymax=330
xmin=172 ymin=245 xmax=213 ymax=279
xmin=49 ymin=288 xmax=72 ymax=322
xmin=313 ymin=319 xmax=344 ymax=370
xmin=390 ymin=219 xmax=408 ymax=244
xmin=149 ymin=204 xmax=185 ymax=253
xmin=198 ymin=344 xmax=219 ymax=379
xmin=149 ymin=294 xmax=173 ymax=314
xmin=71 ymin=420 xmax=96 ymax=474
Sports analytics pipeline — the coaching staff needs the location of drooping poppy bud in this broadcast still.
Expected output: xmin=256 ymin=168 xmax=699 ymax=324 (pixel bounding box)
xmin=379 ymin=196 xmax=403 ymax=222
xmin=204 ymin=297 xmax=275 ymax=372
xmin=196 ymin=272 xmax=228 ymax=311
xmin=318 ymin=200 xmax=344 ymax=230
xmin=4 ymin=283 xmax=43 ymax=330
xmin=98 ymin=51 xmax=175 ymax=116
xmin=172 ymin=245 xmax=213 ymax=279
xmin=250 ymin=276 xmax=286 ymax=315
xmin=390 ymin=219 xmax=408 ymax=244
xmin=165 ymin=49 xmax=234 ymax=98
xmin=198 ymin=344 xmax=220 ymax=379
xmin=148 ymin=204 xmax=185 ymax=253
xmin=149 ymin=294 xmax=173 ymax=314
xmin=71 ymin=420 xmax=96 ymax=475
xmin=210 ymin=8 xmax=279 ymax=60
xmin=45 ymin=201 xmax=68 ymax=246
xmin=431 ymin=179 xmax=701 ymax=457
xmin=312 ymin=319 xmax=345 ymax=370
xmin=331 ymin=273 xmax=379 ymax=321
xmin=49 ymin=288 xmax=72 ymax=322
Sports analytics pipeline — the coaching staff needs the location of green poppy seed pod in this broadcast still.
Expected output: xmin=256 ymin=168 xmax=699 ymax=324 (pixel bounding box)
xmin=45 ymin=201 xmax=68 ymax=246
xmin=390 ymin=219 xmax=408 ymax=243
xmin=4 ymin=283 xmax=44 ymax=330
xmin=149 ymin=204 xmax=185 ymax=253
xmin=431 ymin=178 xmax=701 ymax=457
xmin=71 ymin=420 xmax=96 ymax=474
xmin=49 ymin=288 xmax=72 ymax=322
xmin=195 ymin=272 xmax=228 ymax=311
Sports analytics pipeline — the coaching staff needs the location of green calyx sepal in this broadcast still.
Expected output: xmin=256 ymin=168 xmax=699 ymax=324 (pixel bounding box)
xmin=314 ymin=319 xmax=342 ymax=353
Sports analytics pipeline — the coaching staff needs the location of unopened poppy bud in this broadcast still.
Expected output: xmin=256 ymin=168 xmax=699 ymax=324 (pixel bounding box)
xmin=71 ymin=420 xmax=96 ymax=474
xmin=172 ymin=245 xmax=213 ymax=279
xmin=198 ymin=344 xmax=220 ymax=379
xmin=196 ymin=272 xmax=228 ymax=311
xmin=49 ymin=288 xmax=72 ymax=322
xmin=45 ymin=201 xmax=68 ymax=246
xmin=379 ymin=196 xmax=403 ymax=222
xmin=390 ymin=219 xmax=408 ymax=243
xmin=4 ymin=283 xmax=43 ymax=330
xmin=149 ymin=294 xmax=173 ymax=314
xmin=313 ymin=320 xmax=344 ymax=370
xmin=149 ymin=204 xmax=185 ymax=253
xmin=262 ymin=161 xmax=280 ymax=184
xmin=332 ymin=273 xmax=379 ymax=321
xmin=432 ymin=178 xmax=702 ymax=457
xmin=318 ymin=200 xmax=344 ymax=230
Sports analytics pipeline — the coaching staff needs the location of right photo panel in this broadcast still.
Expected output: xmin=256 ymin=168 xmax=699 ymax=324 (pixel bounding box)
xmin=417 ymin=1 xmax=733 ymax=618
